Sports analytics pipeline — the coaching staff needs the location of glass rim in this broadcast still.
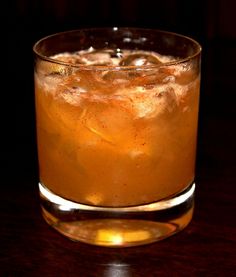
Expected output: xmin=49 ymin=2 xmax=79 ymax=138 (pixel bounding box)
xmin=33 ymin=27 xmax=202 ymax=71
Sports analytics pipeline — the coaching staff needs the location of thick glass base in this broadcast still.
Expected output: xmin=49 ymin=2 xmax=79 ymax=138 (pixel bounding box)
xmin=39 ymin=183 xmax=195 ymax=247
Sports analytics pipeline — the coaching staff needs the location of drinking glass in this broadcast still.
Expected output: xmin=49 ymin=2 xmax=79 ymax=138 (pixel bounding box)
xmin=33 ymin=28 xmax=201 ymax=247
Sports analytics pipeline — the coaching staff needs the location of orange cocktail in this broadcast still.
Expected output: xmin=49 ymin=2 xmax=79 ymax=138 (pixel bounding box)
xmin=35 ymin=50 xmax=199 ymax=207
xmin=34 ymin=28 xmax=201 ymax=246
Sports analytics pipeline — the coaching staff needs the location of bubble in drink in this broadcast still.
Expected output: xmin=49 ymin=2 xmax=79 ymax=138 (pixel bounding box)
xmin=119 ymin=51 xmax=162 ymax=66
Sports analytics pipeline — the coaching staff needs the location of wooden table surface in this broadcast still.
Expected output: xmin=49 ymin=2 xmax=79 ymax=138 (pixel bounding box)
xmin=2 ymin=114 xmax=236 ymax=277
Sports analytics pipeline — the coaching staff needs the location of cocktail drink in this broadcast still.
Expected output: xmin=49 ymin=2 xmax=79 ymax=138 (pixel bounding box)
xmin=34 ymin=28 xmax=201 ymax=247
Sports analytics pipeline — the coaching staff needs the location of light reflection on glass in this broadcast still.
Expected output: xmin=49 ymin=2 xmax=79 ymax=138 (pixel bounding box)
xmin=104 ymin=262 xmax=131 ymax=277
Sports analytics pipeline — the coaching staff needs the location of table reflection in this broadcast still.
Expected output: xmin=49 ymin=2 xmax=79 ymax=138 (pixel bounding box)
xmin=103 ymin=262 xmax=131 ymax=277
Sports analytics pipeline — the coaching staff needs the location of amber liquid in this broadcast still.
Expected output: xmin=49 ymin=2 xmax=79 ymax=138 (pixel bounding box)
xmin=35 ymin=50 xmax=200 ymax=246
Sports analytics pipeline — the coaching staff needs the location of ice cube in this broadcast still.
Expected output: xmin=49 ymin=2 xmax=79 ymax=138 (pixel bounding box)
xmin=35 ymin=65 xmax=71 ymax=97
xmin=59 ymin=70 xmax=110 ymax=102
xmin=101 ymin=70 xmax=130 ymax=85
xmin=158 ymin=86 xmax=178 ymax=113
xmin=120 ymin=51 xmax=162 ymax=66
xmin=37 ymin=60 xmax=73 ymax=76
xmin=129 ymin=72 xmax=163 ymax=89
xmin=52 ymin=52 xmax=83 ymax=65
xmin=165 ymin=62 xmax=198 ymax=85
xmin=79 ymin=98 xmax=135 ymax=147
xmin=78 ymin=50 xmax=113 ymax=66
xmin=121 ymin=85 xmax=178 ymax=119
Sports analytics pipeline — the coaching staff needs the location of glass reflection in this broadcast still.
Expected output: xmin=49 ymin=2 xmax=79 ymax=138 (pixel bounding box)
xmin=104 ymin=262 xmax=131 ymax=277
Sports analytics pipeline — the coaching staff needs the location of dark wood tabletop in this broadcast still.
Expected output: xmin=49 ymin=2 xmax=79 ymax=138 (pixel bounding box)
xmin=3 ymin=112 xmax=236 ymax=276
xmin=4 ymin=1 xmax=236 ymax=276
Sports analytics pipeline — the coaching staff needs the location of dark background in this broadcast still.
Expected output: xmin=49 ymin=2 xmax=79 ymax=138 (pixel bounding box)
xmin=4 ymin=1 xmax=236 ymax=276
xmin=8 ymin=0 xmax=236 ymax=184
